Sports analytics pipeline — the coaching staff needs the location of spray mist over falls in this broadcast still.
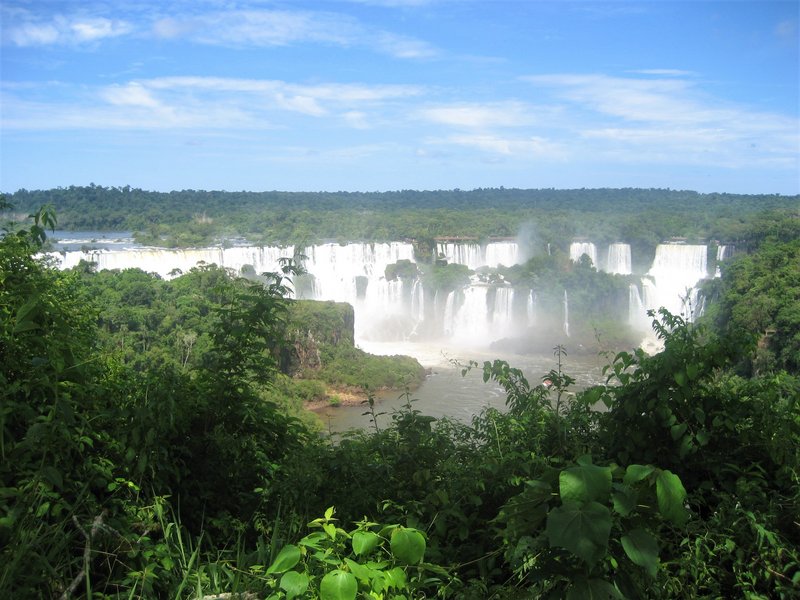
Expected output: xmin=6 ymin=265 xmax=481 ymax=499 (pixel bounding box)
xmin=49 ymin=238 xmax=729 ymax=351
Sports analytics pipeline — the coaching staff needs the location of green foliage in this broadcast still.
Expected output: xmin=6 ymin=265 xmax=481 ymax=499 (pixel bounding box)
xmin=314 ymin=344 xmax=427 ymax=390
xmin=263 ymin=508 xmax=453 ymax=599
xmin=385 ymin=259 xmax=419 ymax=281
xmin=497 ymin=457 xmax=686 ymax=597
xmin=701 ymin=234 xmax=800 ymax=374
xmin=7 ymin=185 xmax=798 ymax=250
xmin=2 ymin=206 xmax=798 ymax=599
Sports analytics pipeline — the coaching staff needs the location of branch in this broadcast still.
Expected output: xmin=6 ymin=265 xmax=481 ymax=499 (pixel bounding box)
xmin=60 ymin=510 xmax=108 ymax=600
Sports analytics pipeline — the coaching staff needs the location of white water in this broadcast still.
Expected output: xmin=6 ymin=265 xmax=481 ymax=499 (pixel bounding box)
xmin=644 ymin=244 xmax=708 ymax=321
xmin=48 ymin=237 xmax=717 ymax=352
xmin=569 ymin=242 xmax=597 ymax=267
xmin=47 ymin=235 xmax=727 ymax=427
xmin=436 ymin=241 xmax=519 ymax=269
xmin=606 ymin=243 xmax=632 ymax=275
xmin=715 ymin=244 xmax=733 ymax=278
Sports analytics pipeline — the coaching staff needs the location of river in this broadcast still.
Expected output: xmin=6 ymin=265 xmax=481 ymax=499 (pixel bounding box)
xmin=318 ymin=340 xmax=608 ymax=433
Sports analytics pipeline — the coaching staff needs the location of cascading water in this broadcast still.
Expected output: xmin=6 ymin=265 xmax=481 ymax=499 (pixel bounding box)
xmin=643 ymin=243 xmax=708 ymax=321
xmin=436 ymin=241 xmax=519 ymax=269
xmin=48 ymin=235 xmax=718 ymax=351
xmin=436 ymin=242 xmax=484 ymax=269
xmin=606 ymin=243 xmax=632 ymax=275
xmin=715 ymin=244 xmax=732 ymax=278
xmin=570 ymin=242 xmax=598 ymax=267
xmin=484 ymin=242 xmax=519 ymax=268
xmin=51 ymin=245 xmax=295 ymax=278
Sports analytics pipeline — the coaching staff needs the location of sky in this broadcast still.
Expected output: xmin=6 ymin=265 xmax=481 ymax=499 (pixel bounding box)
xmin=1 ymin=0 xmax=798 ymax=194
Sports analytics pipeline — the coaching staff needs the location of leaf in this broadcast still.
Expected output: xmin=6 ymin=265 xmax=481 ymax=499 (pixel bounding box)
xmin=40 ymin=466 xmax=63 ymax=490
xmin=382 ymin=566 xmax=408 ymax=590
xmin=280 ymin=571 xmax=309 ymax=600
xmin=323 ymin=523 xmax=337 ymax=539
xmin=343 ymin=557 xmax=373 ymax=583
xmin=266 ymin=544 xmax=301 ymax=574
xmin=686 ymin=363 xmax=700 ymax=381
xmin=559 ymin=464 xmax=612 ymax=504
xmin=546 ymin=501 xmax=612 ymax=566
xmin=621 ymin=528 xmax=659 ymax=578
xmin=566 ymin=578 xmax=623 ymax=599
xmin=611 ymin=485 xmax=636 ymax=517
xmin=390 ymin=527 xmax=426 ymax=564
xmin=13 ymin=297 xmax=40 ymax=333
xmin=670 ymin=423 xmax=687 ymax=441
xmin=623 ymin=464 xmax=654 ymax=486
xmin=352 ymin=530 xmax=380 ymax=557
xmin=656 ymin=470 xmax=689 ymax=526
xmin=320 ymin=570 xmax=357 ymax=600
xmin=673 ymin=370 xmax=686 ymax=387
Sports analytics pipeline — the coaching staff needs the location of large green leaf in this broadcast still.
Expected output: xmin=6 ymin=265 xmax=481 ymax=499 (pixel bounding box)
xmin=352 ymin=530 xmax=381 ymax=557
xmin=280 ymin=571 xmax=309 ymax=600
xmin=656 ymin=470 xmax=689 ymax=526
xmin=266 ymin=544 xmax=301 ymax=574
xmin=390 ymin=527 xmax=426 ymax=564
xmin=623 ymin=464 xmax=654 ymax=486
xmin=559 ymin=464 xmax=612 ymax=504
xmin=320 ymin=570 xmax=357 ymax=600
xmin=546 ymin=501 xmax=612 ymax=566
xmin=621 ymin=528 xmax=659 ymax=578
xmin=611 ymin=484 xmax=636 ymax=517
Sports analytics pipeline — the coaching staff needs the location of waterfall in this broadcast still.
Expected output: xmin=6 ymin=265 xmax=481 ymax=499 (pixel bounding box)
xmin=606 ymin=243 xmax=632 ymax=275
xmin=628 ymin=283 xmax=651 ymax=330
xmin=437 ymin=241 xmax=520 ymax=269
xmin=484 ymin=242 xmax=519 ymax=268
xmin=491 ymin=287 xmax=515 ymax=337
xmin=436 ymin=242 xmax=483 ymax=269
xmin=643 ymin=243 xmax=708 ymax=321
xmin=527 ymin=290 xmax=536 ymax=326
xmin=48 ymin=245 xmax=296 ymax=279
xmin=48 ymin=234 xmax=716 ymax=349
xmin=570 ymin=242 xmax=597 ymax=267
xmin=715 ymin=244 xmax=732 ymax=278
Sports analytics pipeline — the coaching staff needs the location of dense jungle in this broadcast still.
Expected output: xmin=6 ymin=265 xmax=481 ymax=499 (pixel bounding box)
xmin=1 ymin=189 xmax=799 ymax=599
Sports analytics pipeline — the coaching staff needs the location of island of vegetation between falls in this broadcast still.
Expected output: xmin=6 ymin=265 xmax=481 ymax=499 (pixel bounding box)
xmin=1 ymin=192 xmax=799 ymax=599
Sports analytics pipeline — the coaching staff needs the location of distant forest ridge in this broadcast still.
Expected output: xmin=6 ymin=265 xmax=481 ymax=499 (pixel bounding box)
xmin=4 ymin=185 xmax=798 ymax=250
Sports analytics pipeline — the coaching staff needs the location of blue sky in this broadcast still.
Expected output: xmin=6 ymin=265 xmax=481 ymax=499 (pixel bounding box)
xmin=1 ymin=0 xmax=798 ymax=194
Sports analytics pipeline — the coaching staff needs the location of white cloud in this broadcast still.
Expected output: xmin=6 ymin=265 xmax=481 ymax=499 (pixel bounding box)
xmin=1 ymin=76 xmax=424 ymax=130
xmin=517 ymin=73 xmax=799 ymax=169
xmin=374 ymin=32 xmax=438 ymax=59
xmin=149 ymin=8 xmax=437 ymax=59
xmin=418 ymin=102 xmax=542 ymax=128
xmin=343 ymin=111 xmax=370 ymax=129
xmin=101 ymin=83 xmax=162 ymax=109
xmin=429 ymin=134 xmax=564 ymax=158
xmin=630 ymin=69 xmax=696 ymax=77
xmin=5 ymin=15 xmax=132 ymax=46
